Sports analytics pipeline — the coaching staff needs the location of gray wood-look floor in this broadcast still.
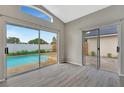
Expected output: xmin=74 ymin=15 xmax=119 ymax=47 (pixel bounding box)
xmin=0 ymin=63 xmax=123 ymax=87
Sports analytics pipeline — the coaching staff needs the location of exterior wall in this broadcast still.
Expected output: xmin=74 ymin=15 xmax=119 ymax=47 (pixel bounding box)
xmin=65 ymin=5 xmax=124 ymax=74
xmin=87 ymin=36 xmax=118 ymax=57
xmin=7 ymin=44 xmax=52 ymax=52
xmin=87 ymin=37 xmax=97 ymax=56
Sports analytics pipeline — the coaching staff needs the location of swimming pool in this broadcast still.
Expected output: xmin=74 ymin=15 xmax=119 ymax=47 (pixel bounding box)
xmin=7 ymin=54 xmax=48 ymax=68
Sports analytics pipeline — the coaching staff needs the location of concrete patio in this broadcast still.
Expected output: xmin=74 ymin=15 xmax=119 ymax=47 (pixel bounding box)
xmin=84 ymin=56 xmax=118 ymax=73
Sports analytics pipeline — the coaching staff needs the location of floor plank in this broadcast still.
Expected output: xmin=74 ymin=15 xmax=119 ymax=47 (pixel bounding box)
xmin=0 ymin=63 xmax=123 ymax=87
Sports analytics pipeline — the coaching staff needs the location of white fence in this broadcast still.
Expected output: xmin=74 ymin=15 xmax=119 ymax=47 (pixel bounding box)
xmin=7 ymin=44 xmax=52 ymax=52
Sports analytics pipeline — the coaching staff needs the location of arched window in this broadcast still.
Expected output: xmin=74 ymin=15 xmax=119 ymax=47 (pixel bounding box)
xmin=21 ymin=6 xmax=53 ymax=23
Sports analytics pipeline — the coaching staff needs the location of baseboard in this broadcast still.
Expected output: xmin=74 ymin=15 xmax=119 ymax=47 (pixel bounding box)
xmin=64 ymin=61 xmax=83 ymax=66
xmin=60 ymin=60 xmax=67 ymax=63
xmin=58 ymin=59 xmax=66 ymax=64
xmin=60 ymin=61 xmax=66 ymax=63
xmin=119 ymin=73 xmax=124 ymax=77
xmin=118 ymin=70 xmax=124 ymax=77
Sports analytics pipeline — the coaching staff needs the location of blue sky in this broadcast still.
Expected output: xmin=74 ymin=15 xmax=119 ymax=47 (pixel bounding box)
xmin=7 ymin=24 xmax=57 ymax=43
xmin=21 ymin=6 xmax=51 ymax=22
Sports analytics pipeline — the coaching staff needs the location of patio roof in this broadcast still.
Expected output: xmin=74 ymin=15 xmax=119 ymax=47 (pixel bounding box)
xmin=86 ymin=24 xmax=117 ymax=37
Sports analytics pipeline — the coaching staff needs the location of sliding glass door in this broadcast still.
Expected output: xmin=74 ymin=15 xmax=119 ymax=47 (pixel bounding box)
xmin=82 ymin=24 xmax=119 ymax=73
xmin=6 ymin=24 xmax=39 ymax=76
xmin=100 ymin=24 xmax=119 ymax=73
xmin=6 ymin=24 xmax=58 ymax=77
xmin=39 ymin=30 xmax=57 ymax=67
xmin=82 ymin=29 xmax=100 ymax=69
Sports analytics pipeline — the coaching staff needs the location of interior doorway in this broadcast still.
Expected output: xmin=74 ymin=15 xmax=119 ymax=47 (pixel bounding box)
xmin=82 ymin=24 xmax=119 ymax=73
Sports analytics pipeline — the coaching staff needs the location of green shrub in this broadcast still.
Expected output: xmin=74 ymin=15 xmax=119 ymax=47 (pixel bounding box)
xmin=7 ymin=49 xmax=50 ymax=56
xmin=91 ymin=51 xmax=96 ymax=56
xmin=15 ymin=50 xmax=30 ymax=55
xmin=8 ymin=50 xmax=35 ymax=56
xmin=44 ymin=49 xmax=51 ymax=53
xmin=40 ymin=49 xmax=46 ymax=53
xmin=107 ymin=53 xmax=112 ymax=58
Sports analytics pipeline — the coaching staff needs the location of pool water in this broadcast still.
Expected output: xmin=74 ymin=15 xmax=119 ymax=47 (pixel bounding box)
xmin=7 ymin=54 xmax=48 ymax=68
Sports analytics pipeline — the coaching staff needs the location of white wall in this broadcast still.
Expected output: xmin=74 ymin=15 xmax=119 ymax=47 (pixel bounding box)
xmin=7 ymin=44 xmax=52 ymax=52
xmin=87 ymin=36 xmax=118 ymax=57
xmin=65 ymin=5 xmax=124 ymax=75
xmin=100 ymin=36 xmax=118 ymax=57
xmin=87 ymin=37 xmax=97 ymax=56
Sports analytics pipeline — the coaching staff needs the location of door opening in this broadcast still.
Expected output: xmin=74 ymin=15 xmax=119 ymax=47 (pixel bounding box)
xmin=99 ymin=24 xmax=119 ymax=73
xmin=82 ymin=29 xmax=100 ymax=69
xmin=82 ymin=24 xmax=119 ymax=73
xmin=6 ymin=24 xmax=58 ymax=77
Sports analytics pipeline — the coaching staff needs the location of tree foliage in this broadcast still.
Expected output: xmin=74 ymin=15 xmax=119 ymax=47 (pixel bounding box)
xmin=7 ymin=37 xmax=20 ymax=44
xmin=51 ymin=37 xmax=57 ymax=45
xmin=28 ymin=38 xmax=48 ymax=44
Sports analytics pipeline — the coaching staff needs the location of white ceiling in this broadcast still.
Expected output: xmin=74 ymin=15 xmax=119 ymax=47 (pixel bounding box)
xmin=43 ymin=5 xmax=110 ymax=23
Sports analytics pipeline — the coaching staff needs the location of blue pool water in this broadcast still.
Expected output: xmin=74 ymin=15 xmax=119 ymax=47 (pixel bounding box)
xmin=7 ymin=55 xmax=48 ymax=68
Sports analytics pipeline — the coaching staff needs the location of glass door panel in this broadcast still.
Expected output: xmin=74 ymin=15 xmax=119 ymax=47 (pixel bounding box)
xmin=39 ymin=30 xmax=57 ymax=67
xmin=100 ymin=24 xmax=118 ymax=73
xmin=6 ymin=24 xmax=39 ymax=76
xmin=83 ymin=29 xmax=99 ymax=69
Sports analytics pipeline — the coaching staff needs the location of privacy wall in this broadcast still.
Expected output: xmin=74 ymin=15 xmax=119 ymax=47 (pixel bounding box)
xmin=7 ymin=44 xmax=52 ymax=52
xmin=87 ymin=36 xmax=118 ymax=57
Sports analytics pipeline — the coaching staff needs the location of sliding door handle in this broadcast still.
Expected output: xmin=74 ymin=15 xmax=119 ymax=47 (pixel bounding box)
xmin=97 ymin=48 xmax=100 ymax=51
xmin=5 ymin=47 xmax=9 ymax=54
xmin=117 ymin=46 xmax=120 ymax=53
